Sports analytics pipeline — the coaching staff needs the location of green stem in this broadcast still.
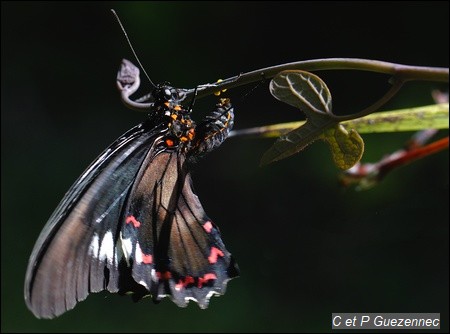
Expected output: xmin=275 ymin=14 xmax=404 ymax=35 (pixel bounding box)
xmin=334 ymin=78 xmax=405 ymax=122
xmin=230 ymin=103 xmax=449 ymax=138
xmin=187 ymin=58 xmax=449 ymax=100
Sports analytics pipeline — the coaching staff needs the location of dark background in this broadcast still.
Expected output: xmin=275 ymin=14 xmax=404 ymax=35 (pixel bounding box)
xmin=1 ymin=1 xmax=448 ymax=332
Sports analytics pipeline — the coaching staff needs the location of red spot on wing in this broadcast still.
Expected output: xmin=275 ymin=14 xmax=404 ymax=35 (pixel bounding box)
xmin=203 ymin=221 xmax=213 ymax=233
xmin=156 ymin=271 xmax=172 ymax=280
xmin=208 ymin=247 xmax=224 ymax=264
xmin=142 ymin=253 xmax=153 ymax=264
xmin=197 ymin=273 xmax=217 ymax=288
xmin=126 ymin=215 xmax=141 ymax=228
xmin=175 ymin=276 xmax=195 ymax=291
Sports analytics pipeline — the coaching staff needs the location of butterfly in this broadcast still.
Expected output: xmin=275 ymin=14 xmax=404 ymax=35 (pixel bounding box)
xmin=24 ymin=59 xmax=239 ymax=319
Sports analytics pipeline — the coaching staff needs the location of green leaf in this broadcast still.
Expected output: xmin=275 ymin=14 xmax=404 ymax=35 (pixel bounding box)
xmin=231 ymin=103 xmax=448 ymax=139
xmin=320 ymin=124 xmax=365 ymax=170
xmin=261 ymin=70 xmax=365 ymax=169
xmin=341 ymin=103 xmax=449 ymax=132
xmin=269 ymin=70 xmax=333 ymax=115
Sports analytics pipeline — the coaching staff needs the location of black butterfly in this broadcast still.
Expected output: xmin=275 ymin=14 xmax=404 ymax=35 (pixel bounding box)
xmin=24 ymin=59 xmax=239 ymax=319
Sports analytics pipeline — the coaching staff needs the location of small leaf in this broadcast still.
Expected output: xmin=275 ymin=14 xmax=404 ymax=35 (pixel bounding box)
xmin=261 ymin=70 xmax=364 ymax=169
xmin=320 ymin=124 xmax=365 ymax=170
xmin=270 ymin=70 xmax=332 ymax=115
xmin=260 ymin=117 xmax=334 ymax=165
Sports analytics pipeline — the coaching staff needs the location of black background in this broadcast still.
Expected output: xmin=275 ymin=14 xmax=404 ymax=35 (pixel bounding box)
xmin=1 ymin=1 xmax=448 ymax=332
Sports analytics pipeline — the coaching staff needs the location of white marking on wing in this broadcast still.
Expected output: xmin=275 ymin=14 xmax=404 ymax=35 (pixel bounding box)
xmin=139 ymin=280 xmax=149 ymax=289
xmin=135 ymin=241 xmax=143 ymax=264
xmin=120 ymin=232 xmax=133 ymax=265
xmin=151 ymin=269 xmax=158 ymax=282
xmin=89 ymin=233 xmax=100 ymax=258
xmin=99 ymin=230 xmax=114 ymax=265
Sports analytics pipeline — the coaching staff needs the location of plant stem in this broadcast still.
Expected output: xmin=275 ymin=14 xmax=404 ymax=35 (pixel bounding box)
xmin=230 ymin=103 xmax=449 ymax=138
xmin=186 ymin=58 xmax=449 ymax=100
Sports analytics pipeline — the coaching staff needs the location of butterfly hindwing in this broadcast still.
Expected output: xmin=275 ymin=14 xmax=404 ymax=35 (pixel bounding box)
xmin=120 ymin=149 xmax=238 ymax=308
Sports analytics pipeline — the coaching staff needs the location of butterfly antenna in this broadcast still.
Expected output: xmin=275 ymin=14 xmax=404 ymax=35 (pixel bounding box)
xmin=111 ymin=9 xmax=156 ymax=88
xmin=188 ymin=86 xmax=199 ymax=112
xmin=240 ymin=72 xmax=266 ymax=102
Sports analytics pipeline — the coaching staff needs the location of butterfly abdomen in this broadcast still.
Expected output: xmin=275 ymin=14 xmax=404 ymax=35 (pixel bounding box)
xmin=191 ymin=98 xmax=234 ymax=158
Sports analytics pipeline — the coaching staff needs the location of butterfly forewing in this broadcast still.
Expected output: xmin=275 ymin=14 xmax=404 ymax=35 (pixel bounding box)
xmin=24 ymin=120 xmax=166 ymax=318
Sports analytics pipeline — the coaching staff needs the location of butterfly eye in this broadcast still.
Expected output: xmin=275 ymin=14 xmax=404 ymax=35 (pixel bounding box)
xmin=164 ymin=88 xmax=172 ymax=99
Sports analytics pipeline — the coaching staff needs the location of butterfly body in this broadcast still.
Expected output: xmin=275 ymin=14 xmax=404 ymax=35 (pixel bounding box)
xmin=24 ymin=81 xmax=238 ymax=319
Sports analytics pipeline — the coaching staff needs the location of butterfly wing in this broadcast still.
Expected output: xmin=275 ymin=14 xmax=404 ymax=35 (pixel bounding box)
xmin=120 ymin=150 xmax=238 ymax=308
xmin=25 ymin=88 xmax=238 ymax=319
xmin=25 ymin=118 xmax=238 ymax=318
xmin=24 ymin=120 xmax=166 ymax=319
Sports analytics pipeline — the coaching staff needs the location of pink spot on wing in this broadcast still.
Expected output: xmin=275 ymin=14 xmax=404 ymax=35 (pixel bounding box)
xmin=208 ymin=247 xmax=224 ymax=264
xmin=126 ymin=215 xmax=141 ymax=228
xmin=156 ymin=271 xmax=172 ymax=280
xmin=175 ymin=276 xmax=195 ymax=291
xmin=197 ymin=273 xmax=217 ymax=288
xmin=142 ymin=253 xmax=153 ymax=264
xmin=203 ymin=221 xmax=213 ymax=233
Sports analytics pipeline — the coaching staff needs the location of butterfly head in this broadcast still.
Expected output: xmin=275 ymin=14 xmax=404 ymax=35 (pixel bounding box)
xmin=152 ymin=85 xmax=187 ymax=109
